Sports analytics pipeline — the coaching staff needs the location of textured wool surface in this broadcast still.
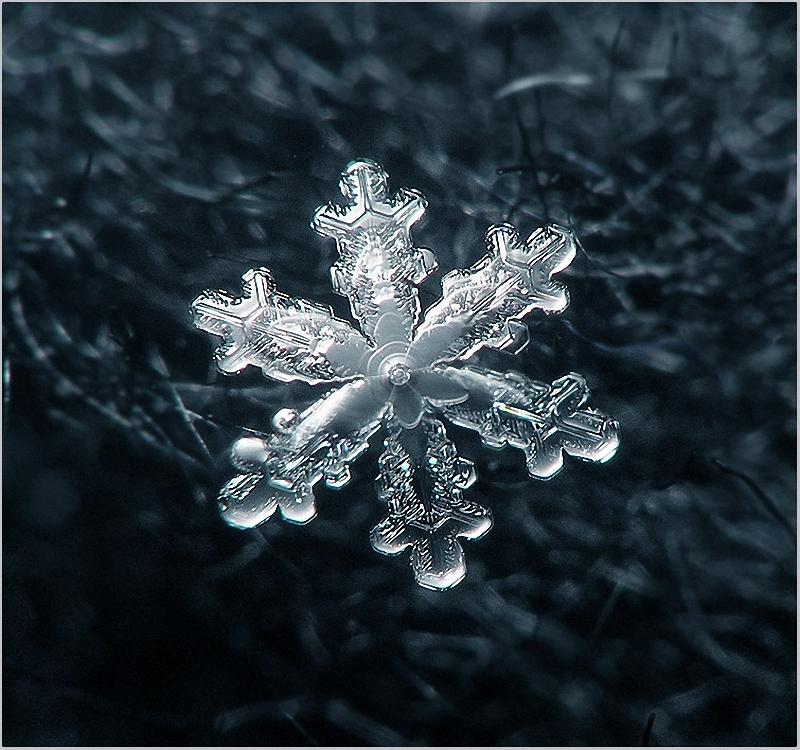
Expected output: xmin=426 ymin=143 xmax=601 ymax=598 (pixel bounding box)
xmin=3 ymin=3 xmax=796 ymax=746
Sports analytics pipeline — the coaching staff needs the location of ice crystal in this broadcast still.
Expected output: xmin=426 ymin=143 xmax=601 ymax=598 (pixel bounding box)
xmin=191 ymin=160 xmax=619 ymax=589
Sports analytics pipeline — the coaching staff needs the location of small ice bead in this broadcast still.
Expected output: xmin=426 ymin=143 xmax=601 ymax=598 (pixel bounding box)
xmin=272 ymin=408 xmax=299 ymax=433
xmin=232 ymin=437 xmax=268 ymax=468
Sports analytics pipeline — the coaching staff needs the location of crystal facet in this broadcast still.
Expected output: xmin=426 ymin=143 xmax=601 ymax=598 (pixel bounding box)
xmin=191 ymin=159 xmax=619 ymax=589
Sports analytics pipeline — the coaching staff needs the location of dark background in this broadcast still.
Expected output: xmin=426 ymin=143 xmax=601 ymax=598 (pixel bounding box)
xmin=3 ymin=2 xmax=796 ymax=746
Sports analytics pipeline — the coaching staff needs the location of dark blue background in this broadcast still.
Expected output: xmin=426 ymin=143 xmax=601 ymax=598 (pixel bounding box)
xmin=3 ymin=3 xmax=796 ymax=745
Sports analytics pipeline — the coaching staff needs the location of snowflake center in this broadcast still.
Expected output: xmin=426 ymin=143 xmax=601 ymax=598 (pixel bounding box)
xmin=388 ymin=363 xmax=412 ymax=386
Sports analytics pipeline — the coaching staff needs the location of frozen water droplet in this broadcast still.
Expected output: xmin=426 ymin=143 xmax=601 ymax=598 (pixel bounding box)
xmin=272 ymin=408 xmax=299 ymax=433
xmin=231 ymin=437 xmax=268 ymax=468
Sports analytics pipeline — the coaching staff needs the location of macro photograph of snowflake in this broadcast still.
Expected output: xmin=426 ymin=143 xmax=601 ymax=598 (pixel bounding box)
xmin=3 ymin=2 xmax=796 ymax=747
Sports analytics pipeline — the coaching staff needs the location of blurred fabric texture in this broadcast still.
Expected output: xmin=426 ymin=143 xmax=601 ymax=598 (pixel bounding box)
xmin=3 ymin=3 xmax=796 ymax=746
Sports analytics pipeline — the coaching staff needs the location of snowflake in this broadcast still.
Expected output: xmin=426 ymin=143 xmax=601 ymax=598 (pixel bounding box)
xmin=191 ymin=160 xmax=620 ymax=589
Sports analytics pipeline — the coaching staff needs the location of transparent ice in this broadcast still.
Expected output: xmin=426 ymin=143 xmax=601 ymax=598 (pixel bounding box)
xmin=191 ymin=160 xmax=620 ymax=589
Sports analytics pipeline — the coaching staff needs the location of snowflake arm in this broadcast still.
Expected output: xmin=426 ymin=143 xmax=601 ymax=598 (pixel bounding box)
xmin=311 ymin=160 xmax=438 ymax=348
xmin=370 ymin=419 xmax=492 ymax=589
xmin=219 ymin=379 xmax=387 ymax=528
xmin=441 ymin=365 xmax=620 ymax=478
xmin=191 ymin=267 xmax=372 ymax=384
xmin=409 ymin=224 xmax=576 ymax=367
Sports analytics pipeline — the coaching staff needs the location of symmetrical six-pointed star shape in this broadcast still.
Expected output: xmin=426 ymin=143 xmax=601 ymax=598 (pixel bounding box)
xmin=191 ymin=160 xmax=619 ymax=589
